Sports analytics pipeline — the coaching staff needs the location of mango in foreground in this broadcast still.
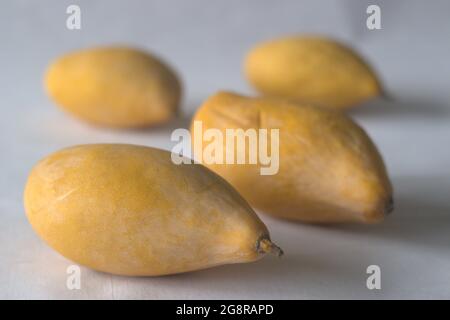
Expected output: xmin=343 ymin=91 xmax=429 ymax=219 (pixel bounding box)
xmin=24 ymin=144 xmax=281 ymax=276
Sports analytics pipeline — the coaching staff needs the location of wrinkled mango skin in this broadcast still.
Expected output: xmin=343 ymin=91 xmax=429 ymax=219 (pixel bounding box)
xmin=45 ymin=47 xmax=181 ymax=128
xmin=24 ymin=144 xmax=273 ymax=276
xmin=191 ymin=92 xmax=393 ymax=223
xmin=245 ymin=36 xmax=382 ymax=110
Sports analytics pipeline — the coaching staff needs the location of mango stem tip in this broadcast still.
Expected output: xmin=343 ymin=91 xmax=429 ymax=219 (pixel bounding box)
xmin=258 ymin=238 xmax=283 ymax=257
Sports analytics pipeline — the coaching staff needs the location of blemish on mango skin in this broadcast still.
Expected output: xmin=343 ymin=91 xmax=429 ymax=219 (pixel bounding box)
xmin=191 ymin=91 xmax=393 ymax=224
xmin=244 ymin=35 xmax=382 ymax=110
xmin=24 ymin=144 xmax=280 ymax=276
xmin=45 ymin=46 xmax=182 ymax=128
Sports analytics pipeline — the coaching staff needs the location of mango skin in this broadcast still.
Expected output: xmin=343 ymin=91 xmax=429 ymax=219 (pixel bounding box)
xmin=24 ymin=144 xmax=273 ymax=276
xmin=45 ymin=47 xmax=181 ymax=128
xmin=191 ymin=92 xmax=393 ymax=223
xmin=245 ymin=36 xmax=382 ymax=110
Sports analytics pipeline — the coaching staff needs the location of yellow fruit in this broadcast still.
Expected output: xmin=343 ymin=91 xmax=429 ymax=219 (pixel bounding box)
xmin=45 ymin=46 xmax=181 ymax=128
xmin=191 ymin=91 xmax=393 ymax=223
xmin=24 ymin=144 xmax=281 ymax=276
xmin=245 ymin=35 xmax=382 ymax=109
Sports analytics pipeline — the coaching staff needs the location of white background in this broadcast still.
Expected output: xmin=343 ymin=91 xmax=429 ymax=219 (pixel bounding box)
xmin=1 ymin=0 xmax=450 ymax=299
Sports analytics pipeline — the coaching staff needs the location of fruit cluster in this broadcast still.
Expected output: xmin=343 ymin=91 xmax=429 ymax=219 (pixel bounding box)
xmin=25 ymin=35 xmax=393 ymax=276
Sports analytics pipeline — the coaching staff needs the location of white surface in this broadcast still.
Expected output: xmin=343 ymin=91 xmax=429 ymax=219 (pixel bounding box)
xmin=1 ymin=0 xmax=450 ymax=299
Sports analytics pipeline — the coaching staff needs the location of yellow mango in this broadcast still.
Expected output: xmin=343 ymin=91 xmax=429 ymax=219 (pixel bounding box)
xmin=45 ymin=47 xmax=181 ymax=128
xmin=191 ymin=92 xmax=393 ymax=223
xmin=24 ymin=144 xmax=281 ymax=276
xmin=245 ymin=36 xmax=382 ymax=109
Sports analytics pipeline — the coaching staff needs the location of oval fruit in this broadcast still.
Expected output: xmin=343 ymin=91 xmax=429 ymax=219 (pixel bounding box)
xmin=24 ymin=144 xmax=281 ymax=276
xmin=191 ymin=91 xmax=393 ymax=223
xmin=45 ymin=46 xmax=182 ymax=128
xmin=245 ymin=36 xmax=382 ymax=109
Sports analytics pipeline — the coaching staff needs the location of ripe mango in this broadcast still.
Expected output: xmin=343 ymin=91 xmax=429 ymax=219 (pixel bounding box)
xmin=245 ymin=36 xmax=382 ymax=109
xmin=191 ymin=91 xmax=393 ymax=223
xmin=45 ymin=47 xmax=181 ymax=128
xmin=24 ymin=144 xmax=281 ymax=276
